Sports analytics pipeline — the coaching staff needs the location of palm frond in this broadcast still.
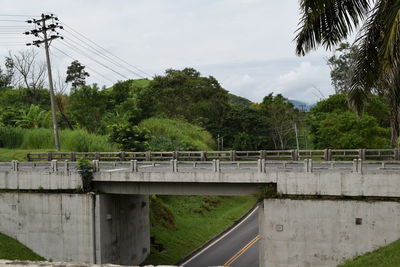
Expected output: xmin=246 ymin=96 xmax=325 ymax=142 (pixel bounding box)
xmin=295 ymin=0 xmax=370 ymax=56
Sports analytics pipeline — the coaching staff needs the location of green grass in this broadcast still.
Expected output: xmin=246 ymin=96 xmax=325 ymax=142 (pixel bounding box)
xmin=139 ymin=117 xmax=215 ymax=151
xmin=144 ymin=195 xmax=257 ymax=265
xmin=0 ymin=232 xmax=44 ymax=261
xmin=338 ymin=239 xmax=400 ymax=267
xmin=0 ymin=127 xmax=118 ymax=152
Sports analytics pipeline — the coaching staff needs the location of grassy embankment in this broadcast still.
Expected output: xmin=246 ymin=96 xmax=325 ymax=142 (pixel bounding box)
xmin=0 ymin=232 xmax=44 ymax=261
xmin=144 ymin=195 xmax=257 ymax=265
xmin=338 ymin=239 xmax=400 ymax=267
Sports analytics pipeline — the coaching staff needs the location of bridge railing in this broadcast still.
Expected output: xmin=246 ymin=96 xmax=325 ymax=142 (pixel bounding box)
xmin=4 ymin=159 xmax=400 ymax=173
xmin=26 ymin=149 xmax=400 ymax=162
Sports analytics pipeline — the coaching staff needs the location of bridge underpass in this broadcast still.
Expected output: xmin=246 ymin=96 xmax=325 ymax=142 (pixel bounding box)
xmin=1 ymin=157 xmax=400 ymax=267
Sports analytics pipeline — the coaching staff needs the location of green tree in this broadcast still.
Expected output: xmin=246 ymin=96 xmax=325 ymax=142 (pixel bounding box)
xmin=109 ymin=122 xmax=150 ymax=151
xmin=65 ymin=60 xmax=89 ymax=89
xmin=307 ymin=93 xmax=391 ymax=147
xmin=316 ymin=112 xmax=390 ymax=148
xmin=327 ymin=42 xmax=359 ymax=93
xmin=258 ymin=93 xmax=299 ymax=149
xmin=68 ymin=84 xmax=107 ymax=133
xmin=0 ymin=57 xmax=14 ymax=88
xmin=295 ymin=0 xmax=400 ymax=146
xmin=14 ymin=104 xmax=51 ymax=129
xmin=151 ymin=68 xmax=229 ymax=128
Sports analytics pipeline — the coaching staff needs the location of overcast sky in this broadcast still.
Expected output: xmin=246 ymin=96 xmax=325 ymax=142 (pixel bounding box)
xmin=0 ymin=0 xmax=337 ymax=104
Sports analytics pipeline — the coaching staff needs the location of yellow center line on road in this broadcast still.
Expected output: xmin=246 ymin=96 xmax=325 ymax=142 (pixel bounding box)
xmin=223 ymin=235 xmax=260 ymax=266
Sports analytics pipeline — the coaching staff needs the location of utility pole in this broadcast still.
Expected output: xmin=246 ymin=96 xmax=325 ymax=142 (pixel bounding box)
xmin=25 ymin=14 xmax=64 ymax=151
xmin=294 ymin=122 xmax=300 ymax=150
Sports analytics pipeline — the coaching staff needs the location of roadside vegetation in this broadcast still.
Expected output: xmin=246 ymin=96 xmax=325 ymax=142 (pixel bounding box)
xmin=144 ymin=195 xmax=257 ymax=265
xmin=338 ymin=239 xmax=400 ymax=267
xmin=0 ymin=232 xmax=44 ymax=261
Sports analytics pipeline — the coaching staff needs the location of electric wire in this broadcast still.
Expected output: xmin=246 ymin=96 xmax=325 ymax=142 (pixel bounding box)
xmin=59 ymin=39 xmax=129 ymax=80
xmin=51 ymin=45 xmax=117 ymax=85
xmin=60 ymin=22 xmax=152 ymax=77
xmin=62 ymin=30 xmax=146 ymax=79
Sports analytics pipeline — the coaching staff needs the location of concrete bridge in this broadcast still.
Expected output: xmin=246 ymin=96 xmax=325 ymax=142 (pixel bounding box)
xmin=1 ymin=154 xmax=400 ymax=266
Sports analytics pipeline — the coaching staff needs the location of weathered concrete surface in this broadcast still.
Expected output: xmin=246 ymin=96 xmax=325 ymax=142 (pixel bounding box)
xmin=95 ymin=194 xmax=150 ymax=265
xmin=0 ymin=260 xmax=175 ymax=267
xmin=0 ymin=193 xmax=94 ymax=263
xmin=2 ymin=169 xmax=400 ymax=197
xmin=0 ymin=170 xmax=81 ymax=190
xmin=260 ymin=199 xmax=400 ymax=267
xmin=0 ymin=193 xmax=150 ymax=265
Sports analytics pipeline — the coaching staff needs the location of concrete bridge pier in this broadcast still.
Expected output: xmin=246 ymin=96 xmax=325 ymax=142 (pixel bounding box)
xmin=0 ymin=193 xmax=150 ymax=266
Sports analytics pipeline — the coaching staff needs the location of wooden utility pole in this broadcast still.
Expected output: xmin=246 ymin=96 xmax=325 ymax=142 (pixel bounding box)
xmin=25 ymin=14 xmax=64 ymax=151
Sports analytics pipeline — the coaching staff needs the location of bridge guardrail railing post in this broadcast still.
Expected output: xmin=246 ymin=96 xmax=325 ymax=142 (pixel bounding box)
xmin=170 ymin=159 xmax=175 ymax=172
xmin=11 ymin=160 xmax=19 ymax=172
xmin=51 ymin=160 xmax=58 ymax=172
xmin=353 ymin=159 xmax=358 ymax=173
xmin=303 ymin=159 xmax=308 ymax=172
xmin=130 ymin=160 xmax=138 ymax=173
xmin=64 ymin=160 xmax=69 ymax=173
xmin=358 ymin=159 xmax=363 ymax=174
xmin=174 ymin=159 xmax=178 ymax=172
xmin=92 ymin=160 xmax=99 ymax=172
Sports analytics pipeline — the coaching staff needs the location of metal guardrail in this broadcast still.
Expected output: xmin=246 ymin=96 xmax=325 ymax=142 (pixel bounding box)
xmin=3 ymin=159 xmax=400 ymax=174
xmin=26 ymin=149 xmax=400 ymax=162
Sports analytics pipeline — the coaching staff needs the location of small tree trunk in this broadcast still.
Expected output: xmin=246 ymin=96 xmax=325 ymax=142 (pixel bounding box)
xmin=390 ymin=94 xmax=400 ymax=147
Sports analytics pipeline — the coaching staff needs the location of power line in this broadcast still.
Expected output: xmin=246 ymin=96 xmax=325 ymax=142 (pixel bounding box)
xmin=59 ymin=39 xmax=130 ymax=80
xmin=51 ymin=45 xmax=117 ymax=84
xmin=60 ymin=22 xmax=153 ymax=78
xmin=62 ymin=30 xmax=146 ymax=78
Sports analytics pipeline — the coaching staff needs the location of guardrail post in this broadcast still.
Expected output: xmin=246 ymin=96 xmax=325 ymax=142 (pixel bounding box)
xmin=358 ymin=159 xmax=363 ymax=174
xmin=212 ymin=159 xmax=217 ymax=172
xmin=324 ymin=149 xmax=331 ymax=161
xmin=359 ymin=149 xmax=366 ymax=160
xmin=353 ymin=159 xmax=358 ymax=173
xmin=291 ymin=150 xmax=297 ymax=161
xmin=230 ymin=150 xmax=236 ymax=161
xmin=216 ymin=159 xmax=220 ymax=172
xmin=258 ymin=159 xmax=266 ymax=173
xmin=11 ymin=160 xmax=19 ymax=172
xmin=92 ymin=160 xmax=99 ymax=172
xmin=170 ymin=159 xmax=175 ymax=172
xmin=64 ymin=160 xmax=69 ymax=173
xmin=172 ymin=151 xmax=178 ymax=160
xmin=395 ymin=149 xmax=400 ymax=161
xmin=309 ymin=159 xmax=313 ymax=172
xmin=303 ymin=159 xmax=308 ymax=172
xmin=200 ymin=151 xmax=206 ymax=161
xmin=120 ymin=152 xmax=126 ymax=161
xmin=146 ymin=151 xmax=151 ymax=161
xmin=130 ymin=160 xmax=138 ymax=173
xmin=51 ymin=160 xmax=58 ymax=172
xmin=174 ymin=159 xmax=178 ymax=172
xmin=48 ymin=152 xmax=53 ymax=161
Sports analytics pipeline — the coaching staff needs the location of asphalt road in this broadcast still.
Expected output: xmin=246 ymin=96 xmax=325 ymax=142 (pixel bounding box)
xmin=182 ymin=205 xmax=259 ymax=267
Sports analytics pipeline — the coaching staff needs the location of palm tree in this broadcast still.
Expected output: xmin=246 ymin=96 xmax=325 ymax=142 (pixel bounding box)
xmin=295 ymin=0 xmax=400 ymax=145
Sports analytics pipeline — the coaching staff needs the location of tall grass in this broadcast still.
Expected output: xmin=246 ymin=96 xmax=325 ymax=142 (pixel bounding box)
xmin=0 ymin=127 xmax=117 ymax=152
xmin=139 ymin=118 xmax=215 ymax=151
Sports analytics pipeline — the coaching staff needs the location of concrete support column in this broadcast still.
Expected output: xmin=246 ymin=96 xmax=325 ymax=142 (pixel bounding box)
xmin=95 ymin=194 xmax=150 ymax=265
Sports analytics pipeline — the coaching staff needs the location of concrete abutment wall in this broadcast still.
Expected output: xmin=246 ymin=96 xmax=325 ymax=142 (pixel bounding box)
xmin=260 ymin=198 xmax=400 ymax=267
xmin=0 ymin=193 xmax=149 ymax=266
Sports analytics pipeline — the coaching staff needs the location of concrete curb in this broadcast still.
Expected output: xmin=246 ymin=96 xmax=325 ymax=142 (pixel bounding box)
xmin=175 ymin=201 xmax=261 ymax=266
